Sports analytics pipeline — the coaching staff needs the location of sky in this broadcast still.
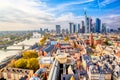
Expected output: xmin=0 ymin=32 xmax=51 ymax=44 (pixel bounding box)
xmin=0 ymin=0 xmax=120 ymax=31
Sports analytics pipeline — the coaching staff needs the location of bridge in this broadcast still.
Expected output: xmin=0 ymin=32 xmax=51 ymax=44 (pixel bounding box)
xmin=2 ymin=44 xmax=32 ymax=51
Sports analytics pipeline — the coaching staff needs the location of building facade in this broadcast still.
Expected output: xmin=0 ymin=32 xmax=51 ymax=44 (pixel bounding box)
xmin=56 ymin=25 xmax=61 ymax=34
xmin=69 ymin=23 xmax=73 ymax=34
xmin=95 ymin=18 xmax=101 ymax=33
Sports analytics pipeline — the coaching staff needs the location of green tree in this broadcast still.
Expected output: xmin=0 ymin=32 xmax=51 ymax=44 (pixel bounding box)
xmin=14 ymin=58 xmax=27 ymax=69
xmin=22 ymin=50 xmax=38 ymax=59
xmin=104 ymin=40 xmax=109 ymax=45
xmin=27 ymin=58 xmax=39 ymax=71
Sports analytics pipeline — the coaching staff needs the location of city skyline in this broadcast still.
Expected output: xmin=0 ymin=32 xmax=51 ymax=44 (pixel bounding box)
xmin=0 ymin=0 xmax=120 ymax=31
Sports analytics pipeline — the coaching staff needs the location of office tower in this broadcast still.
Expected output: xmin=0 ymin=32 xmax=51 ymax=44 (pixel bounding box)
xmin=69 ymin=22 xmax=73 ymax=34
xmin=84 ymin=10 xmax=88 ymax=33
xmin=78 ymin=24 xmax=80 ymax=33
xmin=73 ymin=24 xmax=76 ymax=33
xmin=93 ymin=23 xmax=96 ymax=33
xmin=40 ymin=28 xmax=42 ymax=32
xmin=90 ymin=18 xmax=93 ymax=33
xmin=86 ymin=17 xmax=90 ymax=33
xmin=84 ymin=10 xmax=90 ymax=33
xmin=102 ymin=23 xmax=106 ymax=33
xmin=62 ymin=29 xmax=65 ymax=34
xmin=43 ymin=28 xmax=49 ymax=33
xmin=81 ymin=21 xmax=85 ymax=33
xmin=66 ymin=28 xmax=69 ymax=34
xmin=95 ymin=18 xmax=101 ymax=33
xmin=56 ymin=25 xmax=61 ymax=34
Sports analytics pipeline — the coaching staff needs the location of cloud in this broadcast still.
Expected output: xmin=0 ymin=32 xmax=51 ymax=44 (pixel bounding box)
xmin=0 ymin=0 xmax=56 ymax=30
xmin=101 ymin=14 xmax=120 ymax=29
xmin=0 ymin=0 xmax=119 ymax=31
xmin=47 ymin=0 xmax=94 ymax=12
xmin=99 ymin=0 xmax=117 ymax=7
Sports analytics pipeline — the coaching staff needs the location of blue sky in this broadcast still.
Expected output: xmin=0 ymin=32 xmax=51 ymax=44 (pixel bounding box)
xmin=41 ymin=0 xmax=120 ymax=16
xmin=0 ymin=0 xmax=119 ymax=31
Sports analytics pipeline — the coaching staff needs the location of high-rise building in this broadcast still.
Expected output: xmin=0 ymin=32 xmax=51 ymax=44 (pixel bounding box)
xmin=40 ymin=28 xmax=42 ymax=33
xmin=73 ymin=24 xmax=76 ymax=33
xmin=93 ymin=23 xmax=96 ymax=33
xmin=66 ymin=28 xmax=69 ymax=34
xmin=44 ymin=29 xmax=49 ymax=33
xmin=102 ymin=23 xmax=106 ymax=33
xmin=78 ymin=24 xmax=80 ymax=33
xmin=87 ymin=17 xmax=90 ymax=33
xmin=81 ymin=21 xmax=85 ymax=33
xmin=62 ymin=29 xmax=67 ymax=34
xmin=90 ymin=17 xmax=93 ymax=33
xmin=84 ymin=10 xmax=88 ymax=33
xmin=56 ymin=25 xmax=61 ymax=34
xmin=84 ymin=10 xmax=90 ymax=33
xmin=95 ymin=18 xmax=101 ymax=33
xmin=69 ymin=22 xmax=73 ymax=34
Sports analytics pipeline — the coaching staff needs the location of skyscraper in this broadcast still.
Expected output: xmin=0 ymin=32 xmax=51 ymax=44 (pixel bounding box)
xmin=40 ymin=28 xmax=42 ymax=33
xmin=73 ymin=24 xmax=76 ymax=33
xmin=102 ymin=23 xmax=106 ymax=33
xmin=81 ymin=21 xmax=85 ymax=33
xmin=69 ymin=22 xmax=73 ymax=34
xmin=84 ymin=10 xmax=90 ymax=33
xmin=84 ymin=10 xmax=88 ymax=33
xmin=56 ymin=25 xmax=61 ymax=34
xmin=89 ymin=17 xmax=93 ymax=33
xmin=78 ymin=24 xmax=80 ymax=33
xmin=95 ymin=18 xmax=101 ymax=33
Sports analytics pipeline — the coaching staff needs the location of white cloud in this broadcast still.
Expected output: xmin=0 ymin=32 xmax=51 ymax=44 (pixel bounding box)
xmin=99 ymin=0 xmax=117 ymax=7
xmin=0 ymin=0 xmax=55 ymax=31
xmin=47 ymin=0 xmax=94 ymax=12
xmin=0 ymin=0 xmax=119 ymax=31
xmin=101 ymin=14 xmax=120 ymax=29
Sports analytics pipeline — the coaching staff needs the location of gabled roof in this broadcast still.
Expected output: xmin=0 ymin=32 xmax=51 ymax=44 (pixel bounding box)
xmin=35 ymin=46 xmax=42 ymax=50
xmin=43 ymin=45 xmax=54 ymax=53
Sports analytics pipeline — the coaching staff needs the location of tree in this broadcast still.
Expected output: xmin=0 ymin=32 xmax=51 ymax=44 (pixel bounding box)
xmin=38 ymin=36 xmax=47 ymax=46
xmin=22 ymin=50 xmax=38 ymax=59
xmin=64 ymin=36 xmax=69 ymax=42
xmin=14 ymin=58 xmax=27 ymax=69
xmin=8 ymin=59 xmax=16 ymax=67
xmin=27 ymin=58 xmax=39 ymax=71
xmin=104 ymin=40 xmax=110 ymax=45
xmin=73 ymin=41 xmax=78 ymax=48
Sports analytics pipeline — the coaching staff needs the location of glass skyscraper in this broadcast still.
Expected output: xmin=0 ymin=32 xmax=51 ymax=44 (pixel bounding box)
xmin=95 ymin=18 xmax=101 ymax=33
xmin=56 ymin=25 xmax=61 ymax=34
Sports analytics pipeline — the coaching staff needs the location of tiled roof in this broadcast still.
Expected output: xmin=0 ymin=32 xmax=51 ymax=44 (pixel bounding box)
xmin=61 ymin=74 xmax=79 ymax=80
xmin=43 ymin=45 xmax=54 ymax=53
xmin=35 ymin=68 xmax=46 ymax=75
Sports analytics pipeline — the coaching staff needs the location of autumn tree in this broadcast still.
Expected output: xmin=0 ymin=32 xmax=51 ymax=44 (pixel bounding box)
xmin=22 ymin=50 xmax=38 ymax=59
xmin=38 ymin=36 xmax=48 ymax=46
xmin=8 ymin=59 xmax=16 ymax=67
xmin=73 ymin=41 xmax=78 ymax=48
xmin=14 ymin=58 xmax=27 ymax=69
xmin=64 ymin=36 xmax=69 ymax=42
xmin=27 ymin=58 xmax=39 ymax=71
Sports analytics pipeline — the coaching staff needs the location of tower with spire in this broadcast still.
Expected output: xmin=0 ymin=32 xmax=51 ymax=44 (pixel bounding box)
xmin=84 ymin=9 xmax=91 ymax=33
xmin=84 ymin=9 xmax=88 ymax=33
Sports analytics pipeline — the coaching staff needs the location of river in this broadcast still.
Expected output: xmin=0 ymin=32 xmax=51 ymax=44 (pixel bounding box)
xmin=0 ymin=32 xmax=41 ymax=63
